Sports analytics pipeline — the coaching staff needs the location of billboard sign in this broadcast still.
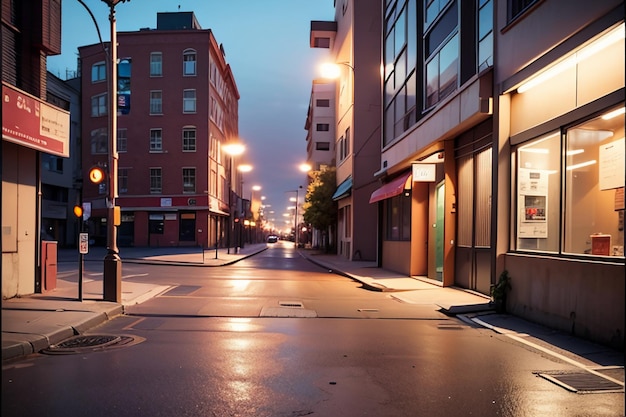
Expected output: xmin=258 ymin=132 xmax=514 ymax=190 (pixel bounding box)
xmin=2 ymin=83 xmax=70 ymax=157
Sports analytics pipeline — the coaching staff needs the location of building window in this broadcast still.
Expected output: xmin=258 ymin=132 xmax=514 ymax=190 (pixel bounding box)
xmin=183 ymin=49 xmax=197 ymax=76
xmin=118 ymin=128 xmax=127 ymax=152
xmin=91 ymin=61 xmax=106 ymax=83
xmin=150 ymin=90 xmax=163 ymax=114
xmin=91 ymin=94 xmax=107 ymax=117
xmin=183 ymin=168 xmax=196 ymax=193
xmin=316 ymin=99 xmax=330 ymax=107
xmin=316 ymin=123 xmax=330 ymax=131
xmin=118 ymin=168 xmax=128 ymax=194
xmin=90 ymin=128 xmax=108 ymax=154
xmin=478 ymin=0 xmax=493 ymax=71
xmin=150 ymin=52 xmax=163 ymax=77
xmin=42 ymin=154 xmax=63 ymax=172
xmin=183 ymin=127 xmax=196 ymax=151
xmin=385 ymin=192 xmax=411 ymax=241
xmin=338 ymin=127 xmax=351 ymax=161
xmin=150 ymin=129 xmax=163 ymax=152
xmin=424 ymin=0 xmax=459 ymax=108
xmin=508 ymin=0 xmax=538 ymax=22
xmin=183 ymin=89 xmax=196 ymax=113
xmin=150 ymin=168 xmax=162 ymax=194
xmin=514 ymin=104 xmax=625 ymax=258
xmin=316 ymin=142 xmax=330 ymax=151
xmin=383 ymin=0 xmax=417 ymax=146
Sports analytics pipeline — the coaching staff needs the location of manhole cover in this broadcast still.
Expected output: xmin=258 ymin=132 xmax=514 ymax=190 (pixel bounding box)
xmin=41 ymin=335 xmax=136 ymax=355
xmin=537 ymin=371 xmax=625 ymax=394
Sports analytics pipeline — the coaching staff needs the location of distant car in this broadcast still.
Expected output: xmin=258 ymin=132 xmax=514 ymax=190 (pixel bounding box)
xmin=267 ymin=235 xmax=278 ymax=243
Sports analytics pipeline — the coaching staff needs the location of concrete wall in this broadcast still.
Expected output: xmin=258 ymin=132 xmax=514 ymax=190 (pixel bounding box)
xmin=505 ymin=254 xmax=625 ymax=350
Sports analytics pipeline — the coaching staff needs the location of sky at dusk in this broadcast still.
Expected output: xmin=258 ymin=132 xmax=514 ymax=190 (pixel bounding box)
xmin=47 ymin=0 xmax=334 ymax=227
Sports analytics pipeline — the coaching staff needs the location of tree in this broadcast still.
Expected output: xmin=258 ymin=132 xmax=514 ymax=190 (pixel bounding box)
xmin=303 ymin=167 xmax=337 ymax=252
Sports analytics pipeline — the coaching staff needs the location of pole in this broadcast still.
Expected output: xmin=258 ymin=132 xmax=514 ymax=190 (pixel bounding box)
xmin=103 ymin=3 xmax=121 ymax=302
xmin=294 ymin=188 xmax=298 ymax=248
xmin=227 ymin=156 xmax=232 ymax=254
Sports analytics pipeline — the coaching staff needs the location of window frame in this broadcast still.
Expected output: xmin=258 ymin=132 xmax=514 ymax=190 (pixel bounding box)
xmin=150 ymin=129 xmax=163 ymax=152
xmin=182 ymin=127 xmax=197 ymax=152
xmin=182 ymin=167 xmax=196 ymax=193
xmin=91 ymin=61 xmax=106 ymax=83
xmin=150 ymin=90 xmax=163 ymax=115
xmin=150 ymin=52 xmax=163 ymax=77
xmin=150 ymin=168 xmax=162 ymax=194
xmin=183 ymin=89 xmax=197 ymax=113
xmin=183 ymin=49 xmax=197 ymax=76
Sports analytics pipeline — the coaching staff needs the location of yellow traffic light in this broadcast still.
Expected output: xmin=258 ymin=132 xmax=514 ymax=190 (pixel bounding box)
xmin=88 ymin=165 xmax=106 ymax=184
xmin=73 ymin=205 xmax=83 ymax=218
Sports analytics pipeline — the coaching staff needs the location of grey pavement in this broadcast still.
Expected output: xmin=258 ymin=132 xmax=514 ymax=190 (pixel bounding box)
xmin=2 ymin=243 xmax=624 ymax=391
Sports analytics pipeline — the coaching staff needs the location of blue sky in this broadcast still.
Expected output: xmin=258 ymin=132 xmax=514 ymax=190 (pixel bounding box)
xmin=47 ymin=0 xmax=333 ymax=226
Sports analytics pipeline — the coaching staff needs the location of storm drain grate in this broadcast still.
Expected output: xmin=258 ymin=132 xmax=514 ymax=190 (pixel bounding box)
xmin=279 ymin=301 xmax=304 ymax=308
xmin=42 ymin=335 xmax=135 ymax=355
xmin=537 ymin=371 xmax=625 ymax=394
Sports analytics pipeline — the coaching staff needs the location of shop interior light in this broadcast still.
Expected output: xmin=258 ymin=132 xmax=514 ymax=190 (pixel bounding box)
xmin=567 ymin=160 xmax=597 ymax=171
xmin=517 ymin=23 xmax=624 ymax=94
xmin=602 ymin=107 xmax=625 ymax=120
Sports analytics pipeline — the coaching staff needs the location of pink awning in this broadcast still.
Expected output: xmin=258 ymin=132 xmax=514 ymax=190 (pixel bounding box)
xmin=369 ymin=171 xmax=412 ymax=203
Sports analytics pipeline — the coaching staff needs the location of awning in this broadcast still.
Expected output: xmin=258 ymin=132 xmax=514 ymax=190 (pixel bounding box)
xmin=332 ymin=176 xmax=353 ymax=201
xmin=369 ymin=171 xmax=412 ymax=203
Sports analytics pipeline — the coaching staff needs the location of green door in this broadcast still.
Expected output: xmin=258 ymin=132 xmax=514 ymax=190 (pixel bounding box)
xmin=435 ymin=181 xmax=445 ymax=281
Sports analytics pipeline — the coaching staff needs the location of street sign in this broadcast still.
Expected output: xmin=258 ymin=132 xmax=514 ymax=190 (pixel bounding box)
xmin=79 ymin=233 xmax=89 ymax=254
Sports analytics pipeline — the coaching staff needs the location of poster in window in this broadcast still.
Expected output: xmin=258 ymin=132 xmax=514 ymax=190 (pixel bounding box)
xmin=518 ymin=168 xmax=548 ymax=238
xmin=599 ymin=137 xmax=625 ymax=190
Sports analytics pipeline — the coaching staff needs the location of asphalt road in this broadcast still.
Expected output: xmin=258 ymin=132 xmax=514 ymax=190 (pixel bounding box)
xmin=2 ymin=243 xmax=624 ymax=416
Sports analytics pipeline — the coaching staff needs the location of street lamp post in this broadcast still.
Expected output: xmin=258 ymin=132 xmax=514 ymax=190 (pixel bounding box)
xmin=223 ymin=143 xmax=245 ymax=254
xmin=102 ymin=0 xmax=128 ymax=302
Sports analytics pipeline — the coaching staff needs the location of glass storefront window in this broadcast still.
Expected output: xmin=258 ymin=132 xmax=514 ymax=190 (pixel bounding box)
xmin=514 ymin=104 xmax=625 ymax=258
xmin=564 ymin=107 xmax=624 ymax=257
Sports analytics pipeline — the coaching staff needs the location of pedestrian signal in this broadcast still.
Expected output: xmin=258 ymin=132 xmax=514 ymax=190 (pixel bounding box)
xmin=73 ymin=205 xmax=83 ymax=218
xmin=88 ymin=165 xmax=106 ymax=184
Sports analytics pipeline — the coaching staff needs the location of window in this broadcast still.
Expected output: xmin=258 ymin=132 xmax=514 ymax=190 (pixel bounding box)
xmin=91 ymin=61 xmax=106 ymax=83
xmin=183 ymin=49 xmax=197 ymax=76
xmin=183 ymin=168 xmax=196 ymax=193
xmin=118 ymin=128 xmax=127 ymax=152
xmin=91 ymin=94 xmax=107 ymax=117
xmin=316 ymin=99 xmax=330 ymax=107
xmin=478 ymin=0 xmax=494 ymax=71
xmin=424 ymin=0 xmax=459 ymax=108
xmin=118 ymin=168 xmax=128 ymax=194
xmin=42 ymin=154 xmax=63 ymax=172
xmin=150 ymin=52 xmax=162 ymax=76
xmin=90 ymin=128 xmax=108 ymax=154
xmin=316 ymin=142 xmax=330 ymax=151
xmin=150 ymin=168 xmax=162 ymax=194
xmin=383 ymin=0 xmax=417 ymax=146
xmin=150 ymin=90 xmax=162 ymax=114
xmin=338 ymin=127 xmax=351 ymax=161
xmin=183 ymin=89 xmax=196 ymax=113
xmin=316 ymin=123 xmax=330 ymax=131
xmin=514 ymin=104 xmax=625 ymax=258
xmin=150 ymin=129 xmax=162 ymax=152
xmin=508 ymin=0 xmax=538 ymax=22
xmin=182 ymin=127 xmax=196 ymax=151
xmin=385 ymin=191 xmax=411 ymax=241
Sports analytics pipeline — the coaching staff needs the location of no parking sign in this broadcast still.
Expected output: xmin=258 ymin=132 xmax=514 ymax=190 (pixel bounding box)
xmin=79 ymin=233 xmax=89 ymax=254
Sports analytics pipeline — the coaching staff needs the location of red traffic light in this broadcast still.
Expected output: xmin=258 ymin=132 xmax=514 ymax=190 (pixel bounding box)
xmin=88 ymin=166 xmax=106 ymax=184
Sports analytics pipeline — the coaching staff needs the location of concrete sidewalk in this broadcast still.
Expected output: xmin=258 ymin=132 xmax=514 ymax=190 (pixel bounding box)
xmin=2 ymin=244 xmax=624 ymax=385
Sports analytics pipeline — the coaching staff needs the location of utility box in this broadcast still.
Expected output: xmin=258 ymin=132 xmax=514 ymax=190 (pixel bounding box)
xmin=41 ymin=240 xmax=58 ymax=292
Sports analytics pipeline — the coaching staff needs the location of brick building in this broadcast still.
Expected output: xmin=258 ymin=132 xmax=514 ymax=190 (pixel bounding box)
xmin=79 ymin=12 xmax=241 ymax=249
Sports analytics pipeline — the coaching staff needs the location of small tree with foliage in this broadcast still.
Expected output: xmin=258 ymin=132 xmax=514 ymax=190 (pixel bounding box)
xmin=302 ymin=167 xmax=337 ymax=252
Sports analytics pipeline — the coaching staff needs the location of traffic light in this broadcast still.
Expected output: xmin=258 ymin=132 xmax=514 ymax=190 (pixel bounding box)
xmin=73 ymin=205 xmax=83 ymax=218
xmin=88 ymin=165 xmax=107 ymax=184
